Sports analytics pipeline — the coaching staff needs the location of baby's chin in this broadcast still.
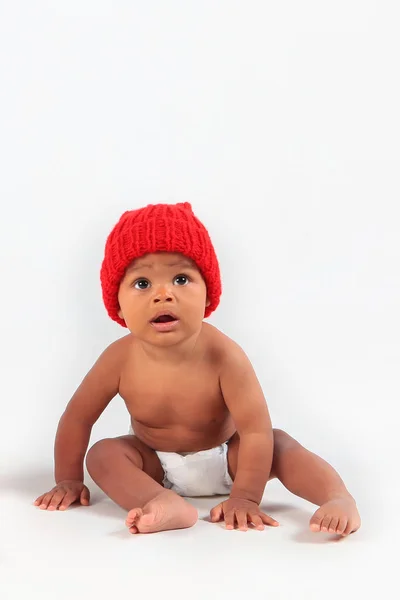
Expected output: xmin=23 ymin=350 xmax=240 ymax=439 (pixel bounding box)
xmin=129 ymin=322 xmax=204 ymax=346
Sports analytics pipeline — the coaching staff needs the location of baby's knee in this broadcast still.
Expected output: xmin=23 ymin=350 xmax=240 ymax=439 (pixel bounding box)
xmin=86 ymin=438 xmax=122 ymax=474
xmin=272 ymin=428 xmax=299 ymax=454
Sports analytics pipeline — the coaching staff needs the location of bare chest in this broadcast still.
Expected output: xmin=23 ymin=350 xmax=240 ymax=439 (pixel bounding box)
xmin=119 ymin=361 xmax=229 ymax=430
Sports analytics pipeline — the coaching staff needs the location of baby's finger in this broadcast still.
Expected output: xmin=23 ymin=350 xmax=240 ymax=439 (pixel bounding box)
xmin=235 ymin=511 xmax=248 ymax=531
xmin=210 ymin=503 xmax=223 ymax=522
xmin=59 ymin=492 xmax=79 ymax=510
xmin=224 ymin=511 xmax=235 ymax=530
xmin=250 ymin=514 xmax=265 ymax=530
xmin=48 ymin=490 xmax=66 ymax=511
xmin=34 ymin=494 xmax=45 ymax=506
xmin=80 ymin=486 xmax=90 ymax=505
xmin=38 ymin=493 xmax=54 ymax=510
xmin=260 ymin=512 xmax=279 ymax=527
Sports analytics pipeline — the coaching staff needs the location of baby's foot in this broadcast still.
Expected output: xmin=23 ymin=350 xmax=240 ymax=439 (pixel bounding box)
xmin=310 ymin=495 xmax=361 ymax=536
xmin=125 ymin=489 xmax=198 ymax=534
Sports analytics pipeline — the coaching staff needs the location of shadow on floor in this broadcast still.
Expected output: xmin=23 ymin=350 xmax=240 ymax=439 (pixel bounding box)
xmin=198 ymin=498 xmax=345 ymax=543
xmin=2 ymin=470 xmax=347 ymax=543
xmin=1 ymin=469 xmax=110 ymax=513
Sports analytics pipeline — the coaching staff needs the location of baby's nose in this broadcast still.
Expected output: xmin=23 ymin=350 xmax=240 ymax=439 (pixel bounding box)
xmin=153 ymin=285 xmax=174 ymax=303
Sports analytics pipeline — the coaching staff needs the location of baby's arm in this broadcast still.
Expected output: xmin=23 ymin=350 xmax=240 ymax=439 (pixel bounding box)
xmin=34 ymin=338 xmax=125 ymax=510
xmin=220 ymin=341 xmax=274 ymax=504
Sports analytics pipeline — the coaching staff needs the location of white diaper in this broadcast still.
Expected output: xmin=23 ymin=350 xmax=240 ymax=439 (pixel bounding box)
xmin=156 ymin=444 xmax=233 ymax=497
xmin=128 ymin=425 xmax=233 ymax=496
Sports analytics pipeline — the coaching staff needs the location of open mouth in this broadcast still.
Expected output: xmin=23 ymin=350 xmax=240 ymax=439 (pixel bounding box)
xmin=151 ymin=314 xmax=178 ymax=324
xmin=150 ymin=312 xmax=179 ymax=332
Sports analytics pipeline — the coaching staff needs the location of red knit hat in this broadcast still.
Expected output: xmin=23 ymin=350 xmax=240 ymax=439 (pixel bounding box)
xmin=100 ymin=202 xmax=221 ymax=327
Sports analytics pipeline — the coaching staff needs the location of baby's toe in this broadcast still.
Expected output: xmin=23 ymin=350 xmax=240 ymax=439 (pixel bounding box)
xmin=126 ymin=508 xmax=142 ymax=527
xmin=342 ymin=520 xmax=355 ymax=536
xmin=328 ymin=517 xmax=339 ymax=533
xmin=129 ymin=525 xmax=139 ymax=534
xmin=336 ymin=516 xmax=348 ymax=535
xmin=310 ymin=509 xmax=324 ymax=531
xmin=320 ymin=515 xmax=332 ymax=532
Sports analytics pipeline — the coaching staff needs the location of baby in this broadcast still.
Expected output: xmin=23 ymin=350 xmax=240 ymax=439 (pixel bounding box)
xmin=35 ymin=202 xmax=361 ymax=535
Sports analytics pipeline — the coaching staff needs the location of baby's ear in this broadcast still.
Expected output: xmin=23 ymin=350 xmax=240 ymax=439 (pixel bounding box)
xmin=117 ymin=308 xmax=124 ymax=320
xmin=205 ymin=297 xmax=211 ymax=308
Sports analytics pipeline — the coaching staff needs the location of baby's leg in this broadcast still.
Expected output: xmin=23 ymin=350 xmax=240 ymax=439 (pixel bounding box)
xmin=271 ymin=429 xmax=361 ymax=535
xmin=86 ymin=435 xmax=197 ymax=534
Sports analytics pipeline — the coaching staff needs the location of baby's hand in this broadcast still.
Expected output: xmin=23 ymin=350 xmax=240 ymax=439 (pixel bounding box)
xmin=34 ymin=480 xmax=90 ymax=511
xmin=210 ymin=497 xmax=279 ymax=531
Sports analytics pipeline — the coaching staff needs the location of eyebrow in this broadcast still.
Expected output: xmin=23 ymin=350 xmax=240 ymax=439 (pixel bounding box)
xmin=126 ymin=260 xmax=196 ymax=273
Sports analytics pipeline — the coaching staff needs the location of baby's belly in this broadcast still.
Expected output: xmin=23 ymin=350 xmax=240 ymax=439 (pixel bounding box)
xmin=131 ymin=418 xmax=236 ymax=453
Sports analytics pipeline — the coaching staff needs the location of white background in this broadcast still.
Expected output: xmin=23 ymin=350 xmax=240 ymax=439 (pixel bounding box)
xmin=1 ymin=1 xmax=399 ymax=598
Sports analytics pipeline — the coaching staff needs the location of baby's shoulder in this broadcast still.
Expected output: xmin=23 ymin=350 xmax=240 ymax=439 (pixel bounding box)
xmin=202 ymin=323 xmax=246 ymax=365
xmin=99 ymin=333 xmax=133 ymax=369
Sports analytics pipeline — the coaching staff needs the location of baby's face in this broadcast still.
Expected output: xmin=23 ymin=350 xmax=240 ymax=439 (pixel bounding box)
xmin=117 ymin=252 xmax=210 ymax=345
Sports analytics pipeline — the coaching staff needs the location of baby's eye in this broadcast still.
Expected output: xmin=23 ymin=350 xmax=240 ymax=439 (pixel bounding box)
xmin=173 ymin=275 xmax=190 ymax=286
xmin=134 ymin=279 xmax=151 ymax=290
